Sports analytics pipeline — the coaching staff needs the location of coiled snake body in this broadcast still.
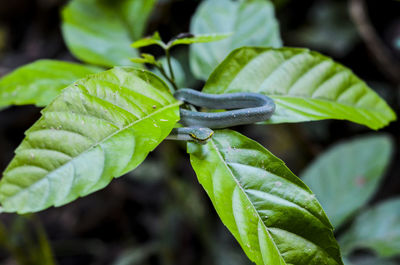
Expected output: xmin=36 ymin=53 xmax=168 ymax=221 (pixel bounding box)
xmin=167 ymin=88 xmax=276 ymax=144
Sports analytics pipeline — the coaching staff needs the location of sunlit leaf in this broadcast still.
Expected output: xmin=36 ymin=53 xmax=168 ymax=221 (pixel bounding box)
xmin=0 ymin=60 xmax=102 ymax=108
xmin=203 ymin=47 xmax=396 ymax=129
xmin=131 ymin=32 xmax=165 ymax=49
xmin=339 ymin=198 xmax=400 ymax=258
xmin=130 ymin=53 xmax=159 ymax=66
xmin=0 ymin=67 xmax=180 ymax=213
xmin=168 ymin=33 xmax=231 ymax=48
xmin=189 ymin=130 xmax=343 ymax=265
xmin=301 ymin=135 xmax=393 ymax=228
xmin=189 ymin=0 xmax=282 ymax=80
xmin=62 ymin=0 xmax=156 ymax=67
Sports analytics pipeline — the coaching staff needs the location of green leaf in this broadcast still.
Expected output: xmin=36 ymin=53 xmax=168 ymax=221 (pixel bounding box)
xmin=0 ymin=67 xmax=180 ymax=213
xmin=301 ymin=135 xmax=393 ymax=228
xmin=0 ymin=60 xmax=102 ymax=108
xmin=188 ymin=130 xmax=343 ymax=265
xmin=203 ymin=47 xmax=396 ymax=129
xmin=339 ymin=198 xmax=400 ymax=258
xmin=131 ymin=32 xmax=165 ymax=49
xmin=130 ymin=53 xmax=159 ymax=66
xmin=189 ymin=0 xmax=282 ymax=80
xmin=168 ymin=33 xmax=231 ymax=48
xmin=61 ymin=0 xmax=156 ymax=67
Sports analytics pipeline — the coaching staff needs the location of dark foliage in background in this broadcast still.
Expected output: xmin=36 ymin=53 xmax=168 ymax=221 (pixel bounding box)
xmin=0 ymin=0 xmax=399 ymax=264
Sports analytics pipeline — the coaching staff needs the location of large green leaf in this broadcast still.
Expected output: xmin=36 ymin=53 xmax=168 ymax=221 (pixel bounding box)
xmin=339 ymin=198 xmax=400 ymax=258
xmin=188 ymin=130 xmax=343 ymax=265
xmin=61 ymin=0 xmax=156 ymax=67
xmin=0 ymin=67 xmax=180 ymax=213
xmin=0 ymin=60 xmax=102 ymax=108
xmin=301 ymin=135 xmax=393 ymax=228
xmin=189 ymin=0 xmax=282 ymax=80
xmin=203 ymin=47 xmax=396 ymax=129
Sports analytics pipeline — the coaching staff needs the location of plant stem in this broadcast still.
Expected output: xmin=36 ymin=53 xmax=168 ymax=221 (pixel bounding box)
xmin=349 ymin=0 xmax=400 ymax=84
xmin=156 ymin=64 xmax=178 ymax=93
xmin=165 ymin=48 xmax=176 ymax=84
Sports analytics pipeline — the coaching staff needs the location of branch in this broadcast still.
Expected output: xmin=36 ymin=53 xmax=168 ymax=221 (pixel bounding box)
xmin=349 ymin=0 xmax=400 ymax=84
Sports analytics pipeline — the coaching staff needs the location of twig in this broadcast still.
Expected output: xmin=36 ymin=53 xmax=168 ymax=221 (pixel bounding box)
xmin=165 ymin=48 xmax=176 ymax=83
xmin=349 ymin=0 xmax=400 ymax=84
xmin=155 ymin=64 xmax=178 ymax=92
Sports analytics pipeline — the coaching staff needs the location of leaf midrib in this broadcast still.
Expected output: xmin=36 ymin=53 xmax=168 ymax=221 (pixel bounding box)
xmin=3 ymin=101 xmax=180 ymax=202
xmin=210 ymin=139 xmax=284 ymax=264
xmin=210 ymin=139 xmax=342 ymax=265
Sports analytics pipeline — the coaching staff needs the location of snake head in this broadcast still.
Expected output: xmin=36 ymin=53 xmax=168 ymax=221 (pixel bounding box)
xmin=189 ymin=127 xmax=214 ymax=145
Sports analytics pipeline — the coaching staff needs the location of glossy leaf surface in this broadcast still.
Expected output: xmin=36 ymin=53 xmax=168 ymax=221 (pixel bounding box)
xmin=131 ymin=32 xmax=165 ymax=49
xmin=0 ymin=67 xmax=180 ymax=213
xmin=203 ymin=47 xmax=396 ymax=129
xmin=301 ymin=135 xmax=393 ymax=228
xmin=339 ymin=198 xmax=400 ymax=257
xmin=189 ymin=130 xmax=343 ymax=265
xmin=189 ymin=0 xmax=282 ymax=80
xmin=62 ymin=0 xmax=156 ymax=67
xmin=130 ymin=53 xmax=158 ymax=66
xmin=0 ymin=60 xmax=102 ymax=108
xmin=168 ymin=33 xmax=231 ymax=48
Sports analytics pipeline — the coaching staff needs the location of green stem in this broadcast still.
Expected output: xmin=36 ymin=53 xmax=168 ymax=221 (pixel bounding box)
xmin=156 ymin=64 xmax=178 ymax=93
xmin=165 ymin=48 xmax=176 ymax=84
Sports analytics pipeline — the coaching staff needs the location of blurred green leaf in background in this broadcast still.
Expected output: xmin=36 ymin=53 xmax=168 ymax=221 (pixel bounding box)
xmin=301 ymin=135 xmax=393 ymax=228
xmin=62 ymin=0 xmax=157 ymax=67
xmin=189 ymin=0 xmax=282 ymax=80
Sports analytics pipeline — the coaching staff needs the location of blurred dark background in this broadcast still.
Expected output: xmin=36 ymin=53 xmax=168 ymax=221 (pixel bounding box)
xmin=0 ymin=0 xmax=399 ymax=264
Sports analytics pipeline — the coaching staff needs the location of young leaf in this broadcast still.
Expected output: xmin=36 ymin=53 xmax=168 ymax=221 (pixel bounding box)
xmin=190 ymin=0 xmax=282 ymax=80
xmin=0 ymin=67 xmax=180 ymax=213
xmin=339 ymin=198 xmax=400 ymax=258
xmin=130 ymin=53 xmax=159 ymax=66
xmin=131 ymin=32 xmax=165 ymax=49
xmin=301 ymin=135 xmax=393 ymax=228
xmin=188 ymin=130 xmax=344 ymax=265
xmin=0 ymin=60 xmax=102 ymax=108
xmin=62 ymin=0 xmax=156 ymax=67
xmin=203 ymin=47 xmax=396 ymax=130
xmin=167 ymin=33 xmax=231 ymax=48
